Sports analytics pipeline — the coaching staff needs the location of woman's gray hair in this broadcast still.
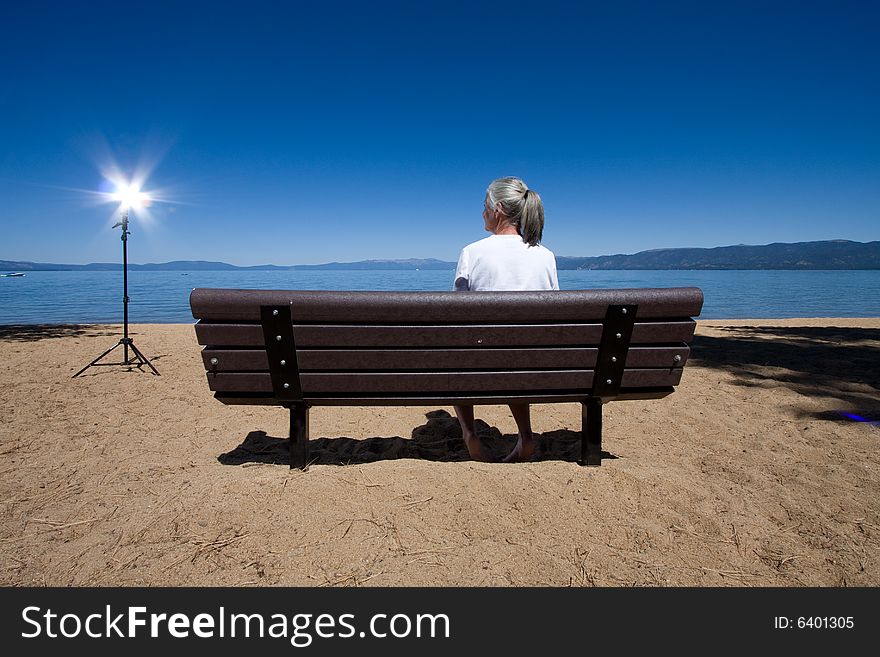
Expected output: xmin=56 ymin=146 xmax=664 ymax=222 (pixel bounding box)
xmin=486 ymin=176 xmax=544 ymax=246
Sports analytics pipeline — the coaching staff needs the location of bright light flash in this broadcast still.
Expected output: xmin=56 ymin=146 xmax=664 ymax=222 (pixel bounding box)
xmin=112 ymin=183 xmax=149 ymax=210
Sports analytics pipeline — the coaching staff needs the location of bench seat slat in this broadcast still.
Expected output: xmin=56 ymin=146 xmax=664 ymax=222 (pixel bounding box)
xmin=206 ymin=369 xmax=683 ymax=394
xmin=194 ymin=321 xmax=696 ymax=347
xmin=200 ymin=345 xmax=690 ymax=372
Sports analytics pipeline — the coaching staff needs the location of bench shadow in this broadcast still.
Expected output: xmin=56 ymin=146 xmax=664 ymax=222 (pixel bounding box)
xmin=218 ymin=409 xmax=615 ymax=467
xmin=0 ymin=324 xmax=119 ymax=342
xmin=691 ymin=325 xmax=880 ymax=423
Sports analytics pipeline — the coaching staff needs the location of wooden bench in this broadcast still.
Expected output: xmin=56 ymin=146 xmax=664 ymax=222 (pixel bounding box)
xmin=190 ymin=287 xmax=703 ymax=468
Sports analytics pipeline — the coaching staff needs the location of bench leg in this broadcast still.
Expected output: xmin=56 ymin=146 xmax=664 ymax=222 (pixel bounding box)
xmin=289 ymin=403 xmax=309 ymax=470
xmin=581 ymin=398 xmax=602 ymax=466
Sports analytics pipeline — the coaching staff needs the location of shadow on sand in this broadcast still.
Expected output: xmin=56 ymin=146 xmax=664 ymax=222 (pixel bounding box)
xmin=219 ymin=409 xmax=615 ymax=467
xmin=218 ymin=325 xmax=880 ymax=466
xmin=0 ymin=324 xmax=119 ymax=342
xmin=691 ymin=325 xmax=880 ymax=422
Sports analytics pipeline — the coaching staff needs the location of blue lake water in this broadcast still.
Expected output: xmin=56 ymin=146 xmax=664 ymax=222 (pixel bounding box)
xmin=1 ymin=269 xmax=879 ymax=324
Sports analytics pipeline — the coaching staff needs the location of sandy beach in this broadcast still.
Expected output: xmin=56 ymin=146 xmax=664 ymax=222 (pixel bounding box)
xmin=1 ymin=318 xmax=878 ymax=587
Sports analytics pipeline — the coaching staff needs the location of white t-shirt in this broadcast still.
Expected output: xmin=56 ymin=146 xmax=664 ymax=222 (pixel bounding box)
xmin=453 ymin=235 xmax=559 ymax=292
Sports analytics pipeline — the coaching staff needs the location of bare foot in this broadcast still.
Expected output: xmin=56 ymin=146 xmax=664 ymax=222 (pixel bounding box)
xmin=462 ymin=433 xmax=493 ymax=462
xmin=502 ymin=435 xmax=535 ymax=463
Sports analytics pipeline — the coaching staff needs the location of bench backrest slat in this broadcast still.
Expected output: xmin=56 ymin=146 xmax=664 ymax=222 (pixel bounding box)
xmin=194 ymin=320 xmax=695 ymax=348
xmin=190 ymin=288 xmax=703 ymax=322
xmin=200 ymin=345 xmax=690 ymax=372
xmin=205 ymin=368 xmax=683 ymax=395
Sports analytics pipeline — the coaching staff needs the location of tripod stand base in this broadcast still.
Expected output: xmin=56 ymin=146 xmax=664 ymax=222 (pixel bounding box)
xmin=72 ymin=337 xmax=160 ymax=378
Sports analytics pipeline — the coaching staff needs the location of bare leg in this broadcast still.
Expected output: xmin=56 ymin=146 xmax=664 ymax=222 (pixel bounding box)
xmin=503 ymin=403 xmax=535 ymax=462
xmin=454 ymin=404 xmax=491 ymax=462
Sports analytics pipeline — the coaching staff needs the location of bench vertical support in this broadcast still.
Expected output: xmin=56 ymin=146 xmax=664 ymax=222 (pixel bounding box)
xmin=582 ymin=303 xmax=635 ymax=466
xmin=260 ymin=304 xmax=309 ymax=470
xmin=289 ymin=403 xmax=309 ymax=470
xmin=260 ymin=304 xmax=303 ymax=402
xmin=591 ymin=304 xmax=637 ymax=399
xmin=581 ymin=398 xmax=602 ymax=466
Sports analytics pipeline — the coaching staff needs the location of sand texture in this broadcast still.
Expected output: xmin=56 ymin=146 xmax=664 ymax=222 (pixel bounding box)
xmin=1 ymin=319 xmax=878 ymax=586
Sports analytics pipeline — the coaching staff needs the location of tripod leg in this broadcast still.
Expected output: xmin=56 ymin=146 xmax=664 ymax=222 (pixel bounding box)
xmin=72 ymin=341 xmax=124 ymax=378
xmin=127 ymin=341 xmax=160 ymax=376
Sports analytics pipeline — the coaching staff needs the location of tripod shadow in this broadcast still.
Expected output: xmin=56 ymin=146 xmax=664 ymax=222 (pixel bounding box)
xmin=218 ymin=409 xmax=616 ymax=466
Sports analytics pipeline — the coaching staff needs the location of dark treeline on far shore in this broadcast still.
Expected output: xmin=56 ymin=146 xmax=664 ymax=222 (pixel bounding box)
xmin=3 ymin=239 xmax=879 ymax=272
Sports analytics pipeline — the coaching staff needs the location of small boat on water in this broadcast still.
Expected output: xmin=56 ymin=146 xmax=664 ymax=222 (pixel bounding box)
xmin=0 ymin=272 xmax=25 ymax=277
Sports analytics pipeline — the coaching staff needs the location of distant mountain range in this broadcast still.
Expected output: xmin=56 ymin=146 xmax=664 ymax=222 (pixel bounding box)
xmin=556 ymin=239 xmax=880 ymax=270
xmin=2 ymin=240 xmax=879 ymax=271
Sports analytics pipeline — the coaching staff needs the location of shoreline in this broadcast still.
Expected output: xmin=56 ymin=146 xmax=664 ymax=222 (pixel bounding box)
xmin=1 ymin=318 xmax=878 ymax=586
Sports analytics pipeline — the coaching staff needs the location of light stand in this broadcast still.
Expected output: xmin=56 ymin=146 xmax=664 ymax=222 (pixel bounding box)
xmin=73 ymin=206 xmax=160 ymax=377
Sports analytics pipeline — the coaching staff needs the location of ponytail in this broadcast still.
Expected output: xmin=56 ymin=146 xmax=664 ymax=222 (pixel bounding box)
xmin=518 ymin=188 xmax=544 ymax=246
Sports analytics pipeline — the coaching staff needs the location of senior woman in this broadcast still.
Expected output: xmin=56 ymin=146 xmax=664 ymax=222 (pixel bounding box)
xmin=453 ymin=176 xmax=559 ymax=462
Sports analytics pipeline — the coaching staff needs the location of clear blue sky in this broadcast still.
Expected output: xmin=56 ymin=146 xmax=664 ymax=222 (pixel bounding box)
xmin=1 ymin=0 xmax=877 ymax=266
